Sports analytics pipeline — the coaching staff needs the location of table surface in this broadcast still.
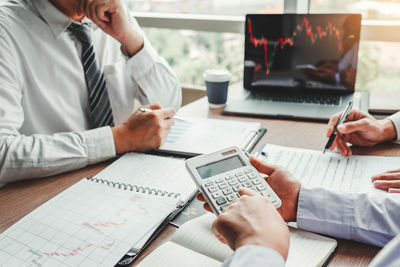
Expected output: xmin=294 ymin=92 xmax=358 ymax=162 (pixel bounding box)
xmin=1 ymin=93 xmax=400 ymax=266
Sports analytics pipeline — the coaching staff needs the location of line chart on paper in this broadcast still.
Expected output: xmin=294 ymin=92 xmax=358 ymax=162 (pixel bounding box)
xmin=0 ymin=179 xmax=177 ymax=266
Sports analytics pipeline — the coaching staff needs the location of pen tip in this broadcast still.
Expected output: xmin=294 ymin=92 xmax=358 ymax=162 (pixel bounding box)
xmin=323 ymin=149 xmax=326 ymax=154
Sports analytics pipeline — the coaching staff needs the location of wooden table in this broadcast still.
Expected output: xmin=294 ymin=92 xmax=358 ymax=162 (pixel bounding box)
xmin=1 ymin=95 xmax=399 ymax=266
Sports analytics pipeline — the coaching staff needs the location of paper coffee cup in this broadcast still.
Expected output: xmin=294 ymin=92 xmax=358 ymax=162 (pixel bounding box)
xmin=203 ymin=69 xmax=231 ymax=108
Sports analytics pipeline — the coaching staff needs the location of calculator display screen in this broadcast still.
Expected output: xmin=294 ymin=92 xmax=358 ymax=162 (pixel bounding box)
xmin=196 ymin=156 xmax=245 ymax=179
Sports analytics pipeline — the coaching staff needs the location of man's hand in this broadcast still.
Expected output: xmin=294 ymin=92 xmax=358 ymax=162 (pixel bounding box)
xmin=197 ymin=156 xmax=301 ymax=222
xmin=250 ymin=156 xmax=300 ymax=222
xmin=111 ymin=104 xmax=175 ymax=154
xmin=212 ymin=188 xmax=290 ymax=260
xmin=372 ymin=169 xmax=400 ymax=193
xmin=83 ymin=0 xmax=144 ymax=57
xmin=327 ymin=110 xmax=397 ymax=157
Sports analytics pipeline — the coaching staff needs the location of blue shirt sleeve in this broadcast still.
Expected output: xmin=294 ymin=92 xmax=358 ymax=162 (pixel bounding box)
xmin=221 ymin=245 xmax=285 ymax=267
xmin=369 ymin=234 xmax=400 ymax=267
xmin=297 ymin=186 xmax=400 ymax=247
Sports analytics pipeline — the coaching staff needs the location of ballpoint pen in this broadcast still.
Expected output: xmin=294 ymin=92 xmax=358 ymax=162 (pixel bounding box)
xmin=139 ymin=107 xmax=187 ymax=121
xmin=323 ymin=101 xmax=353 ymax=154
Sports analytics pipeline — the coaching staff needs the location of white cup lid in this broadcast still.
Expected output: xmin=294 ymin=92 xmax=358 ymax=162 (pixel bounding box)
xmin=203 ymin=69 xmax=231 ymax=83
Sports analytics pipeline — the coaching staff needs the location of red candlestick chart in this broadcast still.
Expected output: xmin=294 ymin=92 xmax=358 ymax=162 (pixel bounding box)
xmin=248 ymin=18 xmax=343 ymax=76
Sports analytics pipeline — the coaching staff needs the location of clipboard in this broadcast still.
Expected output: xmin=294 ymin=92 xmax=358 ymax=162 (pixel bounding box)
xmin=153 ymin=117 xmax=267 ymax=157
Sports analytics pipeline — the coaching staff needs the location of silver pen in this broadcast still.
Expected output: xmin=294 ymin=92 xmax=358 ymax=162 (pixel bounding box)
xmin=139 ymin=107 xmax=187 ymax=122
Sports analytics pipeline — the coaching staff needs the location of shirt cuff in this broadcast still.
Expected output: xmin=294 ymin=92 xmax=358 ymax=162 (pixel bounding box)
xmin=296 ymin=186 xmax=354 ymax=240
xmin=82 ymin=126 xmax=116 ymax=165
xmin=387 ymin=112 xmax=400 ymax=142
xmin=222 ymin=245 xmax=285 ymax=267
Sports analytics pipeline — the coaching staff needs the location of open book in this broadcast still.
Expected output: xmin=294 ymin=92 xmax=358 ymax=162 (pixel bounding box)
xmin=138 ymin=214 xmax=337 ymax=267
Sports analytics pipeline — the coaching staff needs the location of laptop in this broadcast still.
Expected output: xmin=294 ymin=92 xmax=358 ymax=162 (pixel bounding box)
xmin=223 ymin=14 xmax=363 ymax=121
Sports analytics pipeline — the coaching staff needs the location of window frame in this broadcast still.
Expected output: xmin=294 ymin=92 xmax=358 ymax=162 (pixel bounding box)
xmin=132 ymin=0 xmax=400 ymax=42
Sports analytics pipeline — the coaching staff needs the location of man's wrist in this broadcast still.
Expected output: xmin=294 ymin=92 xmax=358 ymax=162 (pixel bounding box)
xmin=379 ymin=119 xmax=397 ymax=142
xmin=120 ymin=30 xmax=144 ymax=58
xmin=112 ymin=125 xmax=131 ymax=154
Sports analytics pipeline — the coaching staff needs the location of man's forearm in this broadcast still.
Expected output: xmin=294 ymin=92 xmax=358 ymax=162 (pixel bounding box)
xmin=120 ymin=29 xmax=144 ymax=58
xmin=296 ymin=187 xmax=400 ymax=247
xmin=0 ymin=128 xmax=115 ymax=183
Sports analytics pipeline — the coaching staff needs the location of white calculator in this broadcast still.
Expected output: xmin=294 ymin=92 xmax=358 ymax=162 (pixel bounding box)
xmin=185 ymin=146 xmax=282 ymax=215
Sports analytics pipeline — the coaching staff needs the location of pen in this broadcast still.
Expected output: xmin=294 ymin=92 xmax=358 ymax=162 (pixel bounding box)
xmin=323 ymin=101 xmax=353 ymax=154
xmin=139 ymin=107 xmax=187 ymax=122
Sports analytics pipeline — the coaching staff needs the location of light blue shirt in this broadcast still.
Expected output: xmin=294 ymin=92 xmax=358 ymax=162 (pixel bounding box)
xmin=223 ymin=186 xmax=400 ymax=266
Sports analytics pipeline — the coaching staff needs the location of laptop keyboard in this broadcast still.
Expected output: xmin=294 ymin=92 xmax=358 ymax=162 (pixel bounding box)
xmin=248 ymin=92 xmax=341 ymax=106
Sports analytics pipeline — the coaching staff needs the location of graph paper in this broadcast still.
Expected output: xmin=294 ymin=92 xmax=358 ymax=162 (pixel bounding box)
xmin=0 ymin=179 xmax=178 ymax=266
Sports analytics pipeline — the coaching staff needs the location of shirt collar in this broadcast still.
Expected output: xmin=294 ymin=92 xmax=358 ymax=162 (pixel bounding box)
xmin=32 ymin=0 xmax=92 ymax=38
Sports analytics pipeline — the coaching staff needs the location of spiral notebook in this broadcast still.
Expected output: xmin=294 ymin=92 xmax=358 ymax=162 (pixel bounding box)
xmin=94 ymin=152 xmax=197 ymax=203
xmin=0 ymin=153 xmax=198 ymax=266
xmin=92 ymin=152 xmax=198 ymax=265
xmin=0 ymin=178 xmax=180 ymax=267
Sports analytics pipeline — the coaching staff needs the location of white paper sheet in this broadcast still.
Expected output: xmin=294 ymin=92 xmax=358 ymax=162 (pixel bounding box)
xmin=260 ymin=144 xmax=400 ymax=192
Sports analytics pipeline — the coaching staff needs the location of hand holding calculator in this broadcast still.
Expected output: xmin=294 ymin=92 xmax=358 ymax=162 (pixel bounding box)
xmin=185 ymin=147 xmax=282 ymax=215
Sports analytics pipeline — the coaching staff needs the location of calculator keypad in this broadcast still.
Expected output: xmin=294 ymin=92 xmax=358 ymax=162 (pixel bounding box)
xmin=203 ymin=167 xmax=281 ymax=212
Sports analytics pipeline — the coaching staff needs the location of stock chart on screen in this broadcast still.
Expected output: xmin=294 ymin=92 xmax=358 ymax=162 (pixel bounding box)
xmin=244 ymin=14 xmax=361 ymax=91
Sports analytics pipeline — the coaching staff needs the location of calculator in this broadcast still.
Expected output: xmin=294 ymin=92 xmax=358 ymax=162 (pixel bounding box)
xmin=185 ymin=146 xmax=282 ymax=215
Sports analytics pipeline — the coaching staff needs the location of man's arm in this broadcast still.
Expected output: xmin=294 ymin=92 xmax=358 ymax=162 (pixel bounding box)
xmin=197 ymin=188 xmax=289 ymax=267
xmin=0 ymin=28 xmax=115 ymax=182
xmin=249 ymin=156 xmax=400 ymax=247
xmin=0 ymin=26 xmax=173 ymax=182
xmin=297 ymin=187 xmax=400 ymax=247
xmin=125 ymin=15 xmax=182 ymax=110
xmin=84 ymin=0 xmax=182 ymax=110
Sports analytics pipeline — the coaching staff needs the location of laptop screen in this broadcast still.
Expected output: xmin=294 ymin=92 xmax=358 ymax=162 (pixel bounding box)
xmin=244 ymin=14 xmax=361 ymax=93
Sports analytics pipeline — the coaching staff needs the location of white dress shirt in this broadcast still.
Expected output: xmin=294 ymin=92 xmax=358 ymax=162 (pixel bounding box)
xmin=224 ymin=187 xmax=400 ymax=266
xmin=388 ymin=112 xmax=400 ymax=142
xmin=0 ymin=0 xmax=181 ymax=183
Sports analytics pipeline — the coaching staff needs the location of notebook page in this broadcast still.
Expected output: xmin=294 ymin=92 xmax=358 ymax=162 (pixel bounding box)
xmin=287 ymin=227 xmax=336 ymax=267
xmin=171 ymin=214 xmax=337 ymax=267
xmin=0 ymin=179 xmax=177 ymax=267
xmin=261 ymin=144 xmax=399 ymax=193
xmin=95 ymin=153 xmax=196 ymax=202
xmin=171 ymin=213 xmax=232 ymax=262
xmin=137 ymin=242 xmax=221 ymax=267
xmin=159 ymin=117 xmax=261 ymax=155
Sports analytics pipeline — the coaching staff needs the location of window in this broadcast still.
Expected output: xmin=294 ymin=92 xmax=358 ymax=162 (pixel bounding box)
xmin=357 ymin=42 xmax=400 ymax=91
xmin=126 ymin=0 xmax=400 ymax=91
xmin=125 ymin=0 xmax=284 ymax=15
xmin=143 ymin=28 xmax=244 ymax=86
xmin=310 ymin=0 xmax=400 ymax=91
xmin=310 ymin=0 xmax=400 ymax=20
xmin=125 ymin=0 xmax=283 ymax=86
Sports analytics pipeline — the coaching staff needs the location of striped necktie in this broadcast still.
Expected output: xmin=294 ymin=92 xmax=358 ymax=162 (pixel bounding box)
xmin=68 ymin=22 xmax=115 ymax=128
